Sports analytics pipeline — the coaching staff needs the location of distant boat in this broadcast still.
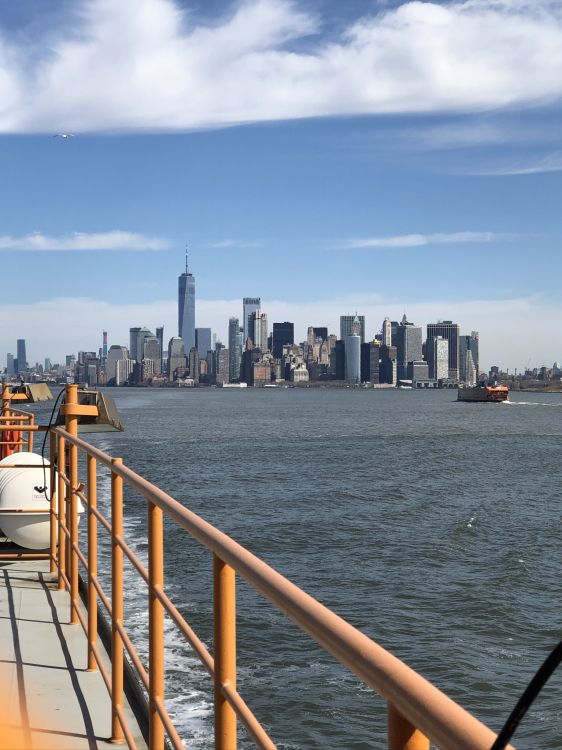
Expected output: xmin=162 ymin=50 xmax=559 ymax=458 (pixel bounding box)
xmin=457 ymin=384 xmax=509 ymax=403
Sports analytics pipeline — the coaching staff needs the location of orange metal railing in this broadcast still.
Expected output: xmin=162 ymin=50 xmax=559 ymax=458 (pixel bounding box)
xmin=3 ymin=384 xmax=515 ymax=750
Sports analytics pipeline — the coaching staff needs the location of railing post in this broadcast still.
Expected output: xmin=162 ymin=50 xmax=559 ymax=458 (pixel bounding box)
xmin=65 ymin=384 xmax=79 ymax=625
xmin=213 ymin=554 xmax=237 ymax=750
xmin=57 ymin=434 xmax=66 ymax=590
xmin=49 ymin=430 xmax=57 ymax=574
xmin=87 ymin=455 xmax=98 ymax=672
xmin=387 ymin=703 xmax=430 ymax=750
xmin=28 ymin=414 xmax=34 ymax=452
xmin=111 ymin=457 xmax=125 ymax=744
xmin=148 ymin=500 xmax=165 ymax=750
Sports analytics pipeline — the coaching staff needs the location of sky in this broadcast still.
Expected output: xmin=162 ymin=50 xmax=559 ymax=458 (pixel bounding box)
xmin=0 ymin=0 xmax=561 ymax=371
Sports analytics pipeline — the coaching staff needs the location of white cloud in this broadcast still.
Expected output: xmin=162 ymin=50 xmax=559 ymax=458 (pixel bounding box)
xmin=2 ymin=292 xmax=560 ymax=372
xmin=0 ymin=230 xmax=169 ymax=251
xmin=470 ymin=150 xmax=562 ymax=175
xmin=340 ymin=231 xmax=507 ymax=248
xmin=1 ymin=0 xmax=562 ymax=133
xmin=208 ymin=239 xmax=263 ymax=249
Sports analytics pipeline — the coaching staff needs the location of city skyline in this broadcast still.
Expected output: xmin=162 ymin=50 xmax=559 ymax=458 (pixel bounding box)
xmin=0 ymin=1 xmax=561 ymax=370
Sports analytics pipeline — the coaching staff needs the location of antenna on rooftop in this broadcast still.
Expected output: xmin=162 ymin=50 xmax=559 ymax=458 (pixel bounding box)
xmin=185 ymin=243 xmax=189 ymax=274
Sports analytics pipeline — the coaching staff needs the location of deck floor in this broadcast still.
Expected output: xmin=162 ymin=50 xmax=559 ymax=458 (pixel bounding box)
xmin=0 ymin=559 xmax=147 ymax=749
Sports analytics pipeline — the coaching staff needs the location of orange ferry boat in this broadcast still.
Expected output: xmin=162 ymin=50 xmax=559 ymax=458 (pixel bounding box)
xmin=457 ymin=384 xmax=509 ymax=402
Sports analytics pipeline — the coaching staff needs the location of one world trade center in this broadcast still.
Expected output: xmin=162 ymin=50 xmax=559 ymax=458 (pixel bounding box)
xmin=178 ymin=253 xmax=195 ymax=356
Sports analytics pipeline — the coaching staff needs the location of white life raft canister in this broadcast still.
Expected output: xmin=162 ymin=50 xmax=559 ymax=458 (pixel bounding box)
xmin=0 ymin=452 xmax=82 ymax=549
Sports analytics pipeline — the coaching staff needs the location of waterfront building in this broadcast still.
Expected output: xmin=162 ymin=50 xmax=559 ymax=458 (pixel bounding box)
xmin=105 ymin=345 xmax=129 ymax=384
xmin=427 ymin=321 xmax=460 ymax=381
xmin=16 ymin=339 xmax=27 ymax=371
xmin=290 ymin=362 xmax=309 ymax=383
xmin=228 ymin=318 xmax=243 ymax=382
xmin=380 ymin=345 xmax=397 ymax=385
xmin=344 ymin=334 xmax=361 ymax=382
xmin=249 ymin=311 xmax=268 ymax=350
xmin=272 ymin=322 xmax=294 ymax=359
xmin=396 ymin=315 xmax=423 ymax=381
xmin=178 ymin=260 xmax=196 ymax=355
xmin=407 ymin=360 xmax=430 ymax=382
xmin=167 ymin=337 xmax=186 ymax=381
xmin=340 ymin=315 xmax=365 ymax=343
xmin=361 ymin=342 xmax=380 ymax=383
xmin=426 ymin=336 xmax=449 ymax=380
xmin=459 ymin=332 xmax=480 ymax=384
xmin=243 ymin=297 xmax=261 ymax=343
xmin=195 ymin=328 xmax=212 ymax=359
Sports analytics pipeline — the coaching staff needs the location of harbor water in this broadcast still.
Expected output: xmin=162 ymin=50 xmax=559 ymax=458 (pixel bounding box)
xmin=37 ymin=388 xmax=562 ymax=748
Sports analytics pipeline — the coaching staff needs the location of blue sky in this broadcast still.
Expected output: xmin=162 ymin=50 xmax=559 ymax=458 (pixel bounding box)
xmin=1 ymin=0 xmax=561 ymax=369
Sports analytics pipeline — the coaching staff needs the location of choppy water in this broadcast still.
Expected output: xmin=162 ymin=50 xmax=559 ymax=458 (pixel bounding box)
xmin=37 ymin=388 xmax=562 ymax=748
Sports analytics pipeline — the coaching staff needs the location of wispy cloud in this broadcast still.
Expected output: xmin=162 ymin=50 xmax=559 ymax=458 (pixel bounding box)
xmin=1 ymin=0 xmax=562 ymax=133
xmin=0 ymin=230 xmax=169 ymax=251
xmin=208 ymin=239 xmax=263 ymax=249
xmin=340 ymin=232 xmax=509 ymax=249
xmin=470 ymin=151 xmax=562 ymax=176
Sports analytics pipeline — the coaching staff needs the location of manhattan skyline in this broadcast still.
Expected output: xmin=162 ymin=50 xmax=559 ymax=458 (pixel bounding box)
xmin=0 ymin=0 xmax=561 ymax=369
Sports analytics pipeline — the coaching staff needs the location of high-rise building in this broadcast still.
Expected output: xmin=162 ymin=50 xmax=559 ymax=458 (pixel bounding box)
xmin=426 ymin=336 xmax=449 ymax=380
xmin=195 ymin=328 xmax=212 ymax=359
xmin=340 ymin=315 xmax=365 ymax=343
xmin=249 ymin=311 xmax=268 ymax=350
xmin=106 ymin=345 xmax=129 ymax=384
xmin=243 ymin=298 xmax=261 ymax=342
xmin=188 ymin=347 xmax=200 ymax=384
xmin=155 ymin=326 xmax=164 ymax=363
xmin=272 ymin=322 xmax=294 ymax=359
xmin=143 ymin=337 xmax=162 ymax=375
xmin=16 ymin=339 xmax=27 ymax=371
xmin=361 ymin=342 xmax=380 ymax=383
xmin=344 ymin=334 xmax=361 ymax=382
xmin=135 ymin=327 xmax=153 ymax=363
xmin=167 ymin=337 xmax=186 ymax=381
xmin=178 ymin=256 xmax=196 ymax=356
xmin=459 ymin=332 xmax=479 ymax=384
xmin=379 ymin=345 xmax=397 ymax=385
xmin=129 ymin=328 xmax=141 ymax=362
xmin=228 ymin=318 xmax=242 ymax=382
xmin=6 ymin=353 xmax=14 ymax=374
xmin=102 ymin=331 xmax=108 ymax=362
xmin=382 ymin=318 xmax=392 ymax=347
xmin=427 ymin=321 xmax=460 ymax=381
xmin=395 ymin=315 xmax=423 ymax=380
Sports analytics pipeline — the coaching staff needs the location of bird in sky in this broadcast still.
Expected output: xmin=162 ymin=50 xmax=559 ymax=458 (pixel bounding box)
xmin=53 ymin=133 xmax=75 ymax=139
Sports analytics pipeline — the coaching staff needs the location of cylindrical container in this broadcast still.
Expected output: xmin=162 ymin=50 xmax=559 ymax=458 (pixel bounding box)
xmin=0 ymin=452 xmax=81 ymax=549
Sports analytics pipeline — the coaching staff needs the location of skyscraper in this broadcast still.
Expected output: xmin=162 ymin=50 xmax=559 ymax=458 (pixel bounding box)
xmin=340 ymin=315 xmax=365 ymax=343
xmin=228 ymin=317 xmax=243 ymax=382
xmin=16 ymin=339 xmax=27 ymax=371
xmin=382 ymin=318 xmax=392 ymax=347
xmin=427 ymin=321 xmax=460 ymax=381
xmin=459 ymin=332 xmax=479 ymax=384
xmin=129 ymin=327 xmax=141 ymax=362
xmin=102 ymin=331 xmax=108 ymax=362
xmin=195 ymin=328 xmax=212 ymax=358
xmin=249 ymin=311 xmax=268 ymax=350
xmin=243 ymin=298 xmax=261 ymax=342
xmin=272 ymin=322 xmax=294 ymax=358
xmin=156 ymin=326 xmax=164 ymax=363
xmin=6 ymin=353 xmax=14 ymax=374
xmin=344 ymin=334 xmax=361 ymax=382
xmin=178 ymin=255 xmax=196 ymax=356
xmin=426 ymin=336 xmax=449 ymax=380
xmin=395 ymin=315 xmax=423 ymax=381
